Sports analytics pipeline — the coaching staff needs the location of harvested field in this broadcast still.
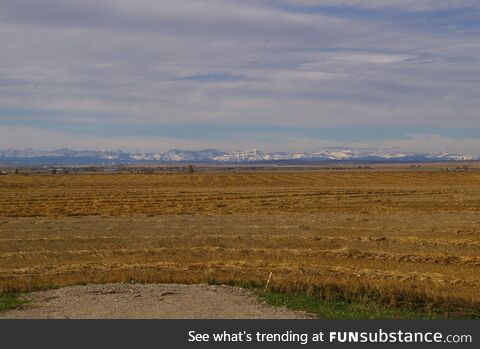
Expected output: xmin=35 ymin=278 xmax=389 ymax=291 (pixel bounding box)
xmin=1 ymin=172 xmax=480 ymax=313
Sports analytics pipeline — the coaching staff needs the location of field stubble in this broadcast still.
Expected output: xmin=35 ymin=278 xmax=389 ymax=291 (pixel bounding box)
xmin=1 ymin=172 xmax=479 ymax=313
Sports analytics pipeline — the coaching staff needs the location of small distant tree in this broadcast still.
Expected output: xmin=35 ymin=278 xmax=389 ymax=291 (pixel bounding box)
xmin=187 ymin=165 xmax=194 ymax=173
xmin=14 ymin=169 xmax=19 ymax=175
xmin=463 ymin=165 xmax=469 ymax=172
xmin=50 ymin=168 xmax=57 ymax=175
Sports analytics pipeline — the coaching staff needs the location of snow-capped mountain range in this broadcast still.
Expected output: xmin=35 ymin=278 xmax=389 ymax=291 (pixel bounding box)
xmin=0 ymin=148 xmax=478 ymax=165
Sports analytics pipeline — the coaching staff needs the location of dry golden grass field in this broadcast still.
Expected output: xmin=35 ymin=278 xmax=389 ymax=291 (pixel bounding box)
xmin=1 ymin=171 xmax=479 ymax=312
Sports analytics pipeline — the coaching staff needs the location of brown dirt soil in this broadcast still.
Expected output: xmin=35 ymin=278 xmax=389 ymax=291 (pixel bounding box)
xmin=0 ymin=283 xmax=310 ymax=319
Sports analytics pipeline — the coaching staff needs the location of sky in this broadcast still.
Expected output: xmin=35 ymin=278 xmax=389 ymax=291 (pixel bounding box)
xmin=0 ymin=0 xmax=479 ymax=154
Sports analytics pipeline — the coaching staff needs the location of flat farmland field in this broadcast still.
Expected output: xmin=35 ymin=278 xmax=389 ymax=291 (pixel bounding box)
xmin=1 ymin=171 xmax=480 ymax=314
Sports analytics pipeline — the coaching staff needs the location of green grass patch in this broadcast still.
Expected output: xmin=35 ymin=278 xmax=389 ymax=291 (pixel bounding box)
xmin=258 ymin=291 xmax=479 ymax=319
xmin=206 ymin=277 xmax=480 ymax=319
xmin=0 ymin=294 xmax=26 ymax=312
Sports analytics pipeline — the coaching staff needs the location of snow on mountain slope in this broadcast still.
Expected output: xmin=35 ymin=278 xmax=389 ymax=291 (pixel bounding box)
xmin=0 ymin=148 xmax=478 ymax=164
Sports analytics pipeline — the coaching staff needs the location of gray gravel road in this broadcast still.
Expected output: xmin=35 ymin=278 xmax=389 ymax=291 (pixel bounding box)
xmin=1 ymin=283 xmax=311 ymax=319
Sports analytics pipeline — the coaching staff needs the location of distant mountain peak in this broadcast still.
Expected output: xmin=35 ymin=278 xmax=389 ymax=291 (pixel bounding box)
xmin=0 ymin=148 xmax=478 ymax=165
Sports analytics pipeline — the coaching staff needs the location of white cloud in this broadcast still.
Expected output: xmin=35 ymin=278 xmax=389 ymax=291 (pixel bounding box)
xmin=2 ymin=126 xmax=480 ymax=155
xmin=0 ymin=0 xmax=478 ymax=152
xmin=273 ymin=0 xmax=480 ymax=11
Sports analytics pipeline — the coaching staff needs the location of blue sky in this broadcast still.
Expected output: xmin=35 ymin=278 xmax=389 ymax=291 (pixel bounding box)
xmin=0 ymin=0 xmax=479 ymax=153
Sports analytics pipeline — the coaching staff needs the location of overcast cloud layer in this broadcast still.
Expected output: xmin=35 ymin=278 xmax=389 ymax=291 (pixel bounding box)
xmin=0 ymin=0 xmax=479 ymax=153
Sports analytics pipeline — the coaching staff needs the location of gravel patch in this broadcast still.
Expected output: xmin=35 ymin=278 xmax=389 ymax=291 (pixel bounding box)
xmin=0 ymin=283 xmax=311 ymax=319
